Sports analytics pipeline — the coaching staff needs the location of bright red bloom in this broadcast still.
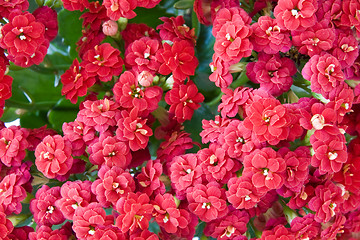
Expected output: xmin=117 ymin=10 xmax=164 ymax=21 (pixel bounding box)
xmin=0 ymin=10 xmax=46 ymax=67
xmin=274 ymin=0 xmax=318 ymax=31
xmin=246 ymin=53 xmax=296 ymax=96
xmin=76 ymin=28 xmax=106 ymax=59
xmin=8 ymin=226 xmax=34 ymax=240
xmin=333 ymin=153 xmax=360 ymax=194
xmin=30 ymin=185 xmax=65 ymax=226
xmin=61 ymin=58 xmax=97 ymax=104
xmin=61 ymin=0 xmax=88 ymax=11
xmin=103 ymin=0 xmax=137 ymax=20
xmin=204 ymin=209 xmax=249 ymax=239
xmin=113 ymin=71 xmax=163 ymax=113
xmin=125 ymin=37 xmax=161 ymax=74
xmin=212 ymin=7 xmax=252 ymax=35
xmin=116 ymin=108 xmax=153 ymax=151
xmin=260 ymin=225 xmax=296 ymax=239
xmin=340 ymin=0 xmax=360 ymax=38
xmin=89 ymin=134 xmax=131 ymax=168
xmin=33 ymin=6 xmax=58 ymax=41
xmin=250 ymin=16 xmax=291 ymax=54
xmin=29 ymin=223 xmax=70 ymax=240
xmin=121 ymin=23 xmax=160 ymax=48
xmin=130 ymin=229 xmax=159 ymax=240
xmin=77 ymin=98 xmax=121 ymax=133
xmin=243 ymin=98 xmax=291 ymax=145
xmin=26 ymin=126 xmax=57 ymax=152
xmin=35 ymin=135 xmax=73 ymax=179
xmin=0 ymin=126 xmax=28 ymax=167
xmin=81 ymin=1 xmax=109 ymax=31
xmin=0 ymin=0 xmax=28 ymax=19
xmin=115 ymin=192 xmax=153 ymax=233
xmin=200 ymin=115 xmax=231 ymax=144
xmin=331 ymin=29 xmax=359 ymax=69
xmin=218 ymin=87 xmax=251 ymax=118
xmin=0 ymin=75 xmax=13 ymax=113
xmin=226 ymin=175 xmax=266 ymax=210
xmin=81 ymin=43 xmax=123 ymax=82
xmin=55 ymin=180 xmax=94 ymax=220
xmin=157 ymin=16 xmax=196 ymax=44
xmin=209 ymin=54 xmax=233 ymax=88
xmin=170 ymin=154 xmax=203 ymax=194
xmin=243 ymin=148 xmax=286 ymax=190
xmin=165 ymin=81 xmax=204 ymax=123
xmin=0 ymin=207 xmax=13 ymax=239
xmin=73 ymin=202 xmax=112 ymax=239
xmin=136 ymin=160 xmax=165 ymax=197
xmin=152 ymin=193 xmax=189 ymax=234
xmin=291 ymin=214 xmax=321 ymax=240
xmin=308 ymin=181 xmax=344 ymax=223
xmin=292 ymin=21 xmax=335 ymax=57
xmin=310 ymin=129 xmax=347 ymax=174
xmin=187 ymin=182 xmax=228 ymax=222
xmin=157 ymin=40 xmax=198 ymax=82
xmin=89 ymin=226 xmax=126 ymax=240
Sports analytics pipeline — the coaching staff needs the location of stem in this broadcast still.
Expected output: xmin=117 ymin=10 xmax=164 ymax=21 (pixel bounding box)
xmin=206 ymin=92 xmax=223 ymax=107
xmin=5 ymin=99 xmax=58 ymax=110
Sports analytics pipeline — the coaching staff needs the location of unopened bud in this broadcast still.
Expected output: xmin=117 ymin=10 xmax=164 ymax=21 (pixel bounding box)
xmin=138 ymin=71 xmax=154 ymax=87
xmin=102 ymin=20 xmax=118 ymax=37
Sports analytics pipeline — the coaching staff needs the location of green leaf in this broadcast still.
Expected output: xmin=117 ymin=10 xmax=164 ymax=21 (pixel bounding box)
xmin=174 ymin=0 xmax=194 ymax=9
xmin=195 ymin=25 xmax=214 ymax=73
xmin=130 ymin=6 xmax=174 ymax=29
xmin=20 ymin=110 xmax=49 ymax=129
xmin=47 ymin=98 xmax=79 ymax=132
xmin=1 ymin=107 xmax=20 ymax=123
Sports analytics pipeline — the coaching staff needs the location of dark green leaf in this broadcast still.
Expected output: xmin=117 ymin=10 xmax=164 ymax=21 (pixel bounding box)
xmin=130 ymin=6 xmax=174 ymax=29
xmin=20 ymin=110 xmax=49 ymax=129
xmin=174 ymin=0 xmax=194 ymax=9
xmin=47 ymin=97 xmax=79 ymax=132
xmin=148 ymin=221 xmax=160 ymax=234
xmin=1 ymin=107 xmax=20 ymax=123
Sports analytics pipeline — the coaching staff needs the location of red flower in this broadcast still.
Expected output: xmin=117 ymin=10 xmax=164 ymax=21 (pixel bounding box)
xmin=29 ymin=224 xmax=71 ymax=240
xmin=0 ymin=0 xmax=28 ymax=19
xmin=260 ymin=225 xmax=296 ymax=239
xmin=308 ymin=181 xmax=344 ymax=223
xmin=0 ymin=126 xmax=28 ymax=167
xmin=157 ymin=40 xmax=198 ymax=82
xmin=113 ymin=71 xmax=163 ymax=113
xmin=226 ymin=175 xmax=266 ymax=210
xmin=30 ymin=185 xmax=65 ymax=226
xmin=73 ymin=202 xmax=112 ymax=239
xmin=250 ymin=16 xmax=291 ymax=54
xmin=333 ymin=153 xmax=360 ymax=193
xmin=292 ymin=21 xmax=335 ymax=57
xmin=136 ymin=160 xmax=165 ymax=197
xmin=89 ymin=226 xmax=126 ymax=240
xmin=212 ymin=7 xmax=252 ymax=35
xmin=0 ymin=172 xmax=27 ymax=215
xmin=157 ymin=16 xmax=196 ymax=44
xmin=103 ymin=0 xmax=137 ymax=20
xmin=0 ymin=207 xmax=13 ymax=239
xmin=331 ymin=29 xmax=359 ymax=69
xmin=246 ymin=53 xmax=296 ymax=97
xmin=165 ymin=80 xmax=204 ymax=123
xmin=92 ymin=165 xmax=135 ymax=207
xmin=81 ymin=43 xmax=123 ymax=82
xmin=274 ymin=0 xmax=318 ymax=31
xmin=115 ymin=192 xmax=153 ymax=233
xmin=209 ymin=55 xmax=233 ymax=88
xmin=151 ymin=193 xmax=189 ymax=234
xmin=125 ymin=37 xmax=161 ymax=74
xmin=55 ymin=180 xmax=94 ymax=220
xmin=121 ymin=23 xmax=160 ymax=48
xmin=77 ymin=98 xmax=121 ymax=133
xmin=218 ymin=87 xmax=250 ymax=118
xmin=61 ymin=58 xmax=97 ymax=104
xmin=340 ymin=0 xmax=360 ymax=38
xmin=35 ymin=135 xmax=73 ymax=179
xmin=130 ymin=229 xmax=159 ymax=240
xmin=290 ymin=214 xmax=321 ymax=240
xmin=89 ymin=134 xmax=131 ymax=168
xmin=116 ymin=108 xmax=152 ymax=151
xmin=243 ymin=98 xmax=291 ymax=145
xmin=8 ymin=226 xmax=34 ymax=240
xmin=33 ymin=6 xmax=58 ymax=41
xmin=61 ymin=0 xmax=88 ymax=11
xmin=76 ymin=28 xmax=106 ymax=59
xmin=243 ymin=148 xmax=286 ymax=190
xmin=200 ymin=115 xmax=231 ymax=144
xmin=187 ymin=182 xmax=228 ymax=222
xmin=0 ymin=10 xmax=46 ymax=66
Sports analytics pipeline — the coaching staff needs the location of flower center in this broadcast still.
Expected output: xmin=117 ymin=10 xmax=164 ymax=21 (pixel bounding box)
xmin=225 ymin=33 xmax=234 ymax=42
xmin=328 ymin=151 xmax=338 ymax=160
xmin=202 ymin=202 xmax=211 ymax=209
xmin=262 ymin=168 xmax=269 ymax=176
xmin=341 ymin=44 xmax=356 ymax=53
xmin=46 ymin=206 xmax=55 ymax=214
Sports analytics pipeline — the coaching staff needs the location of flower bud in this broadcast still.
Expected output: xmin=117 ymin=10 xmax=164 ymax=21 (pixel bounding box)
xmin=102 ymin=20 xmax=118 ymax=37
xmin=138 ymin=71 xmax=154 ymax=87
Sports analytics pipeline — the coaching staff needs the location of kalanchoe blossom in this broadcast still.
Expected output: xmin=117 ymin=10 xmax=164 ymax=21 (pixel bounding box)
xmin=243 ymin=148 xmax=286 ymax=190
xmin=157 ymin=40 xmax=199 ymax=82
xmin=0 ymin=0 xmax=29 ymax=19
xmin=321 ymin=214 xmax=346 ymax=239
xmin=92 ymin=165 xmax=135 ymax=207
xmin=115 ymin=192 xmax=153 ymax=233
xmin=81 ymin=43 xmax=124 ymax=82
xmin=274 ymin=0 xmax=318 ymax=31
xmin=0 ymin=126 xmax=29 ymax=167
xmin=333 ymin=153 xmax=360 ymax=194
xmin=116 ymin=107 xmax=153 ymax=151
xmin=246 ymin=53 xmax=296 ymax=96
xmin=291 ymin=214 xmax=321 ymax=240
xmin=8 ymin=226 xmax=34 ymax=240
xmin=55 ymin=180 xmax=94 ymax=220
xmin=292 ymin=21 xmax=335 ymax=57
xmin=209 ymin=54 xmax=233 ymax=88
xmin=102 ymin=0 xmax=137 ymax=20
xmin=218 ymin=87 xmax=251 ymax=118
xmin=35 ymin=135 xmax=73 ymax=179
xmin=250 ymin=16 xmax=291 ymax=54
xmin=136 ymin=160 xmax=165 ymax=197
xmin=30 ymin=185 xmax=65 ymax=226
xmin=331 ymin=29 xmax=359 ymax=69
xmin=200 ymin=115 xmax=231 ymax=144
xmin=340 ymin=0 xmax=360 ymax=38
xmin=61 ymin=0 xmax=88 ymax=11
xmin=121 ymin=23 xmax=160 ymax=48
xmin=136 ymin=0 xmax=161 ymax=8
xmin=260 ymin=225 xmax=296 ymax=239
xmin=33 ymin=6 xmax=58 ymax=42
xmin=61 ymin=58 xmax=96 ymax=104
xmin=76 ymin=28 xmax=106 ymax=59
xmin=212 ymin=7 xmax=252 ymax=35
xmin=29 ymin=223 xmax=70 ymax=240
xmin=77 ymin=98 xmax=121 ymax=133
xmin=187 ymin=182 xmax=228 ymax=222
xmin=157 ymin=16 xmax=196 ymax=44
xmin=81 ymin=1 xmax=109 ymax=31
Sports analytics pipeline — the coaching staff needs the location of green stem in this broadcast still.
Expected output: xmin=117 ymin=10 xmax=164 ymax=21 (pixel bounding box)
xmin=5 ymin=99 xmax=58 ymax=110
xmin=206 ymin=92 xmax=223 ymax=107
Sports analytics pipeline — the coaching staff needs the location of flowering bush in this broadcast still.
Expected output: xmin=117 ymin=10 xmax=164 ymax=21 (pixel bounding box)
xmin=0 ymin=0 xmax=360 ymax=239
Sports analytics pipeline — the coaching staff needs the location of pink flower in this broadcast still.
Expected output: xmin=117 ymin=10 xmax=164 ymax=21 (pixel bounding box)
xmin=274 ymin=0 xmax=318 ymax=31
xmin=218 ymin=87 xmax=250 ymax=118
xmin=260 ymin=225 xmax=296 ymax=239
xmin=115 ymin=192 xmax=153 ymax=233
xmin=55 ymin=180 xmax=94 ymax=220
xmin=61 ymin=0 xmax=88 ymax=11
xmin=165 ymin=80 xmax=204 ymax=123
xmin=243 ymin=148 xmax=286 ymax=190
xmin=77 ymin=98 xmax=121 ymax=133
xmin=212 ymin=7 xmax=252 ymax=35
xmin=250 ymin=16 xmax=291 ymax=54
xmin=331 ymin=29 xmax=359 ymax=69
xmin=209 ymin=54 xmax=233 ymax=88
xmin=340 ymin=0 xmax=360 ymax=38
xmin=187 ymin=182 xmax=228 ymax=222
xmin=29 ymin=224 xmax=71 ymax=240
xmin=157 ymin=40 xmax=198 ymax=82
xmin=116 ymin=108 xmax=152 ymax=151
xmin=0 ymin=126 xmax=28 ymax=167
xmin=290 ymin=214 xmax=321 ymax=240
xmin=308 ymin=181 xmax=344 ymax=223
xmin=102 ymin=20 xmax=118 ymax=36
xmin=8 ymin=226 xmax=34 ymax=240
xmin=35 ymin=135 xmax=73 ymax=179
xmin=136 ymin=160 xmax=165 ymax=197
xmin=200 ymin=115 xmax=231 ymax=144
xmin=81 ymin=43 xmax=124 ymax=82
xmin=30 ymin=185 xmax=65 ymax=226
xmin=243 ymin=98 xmax=291 ymax=145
